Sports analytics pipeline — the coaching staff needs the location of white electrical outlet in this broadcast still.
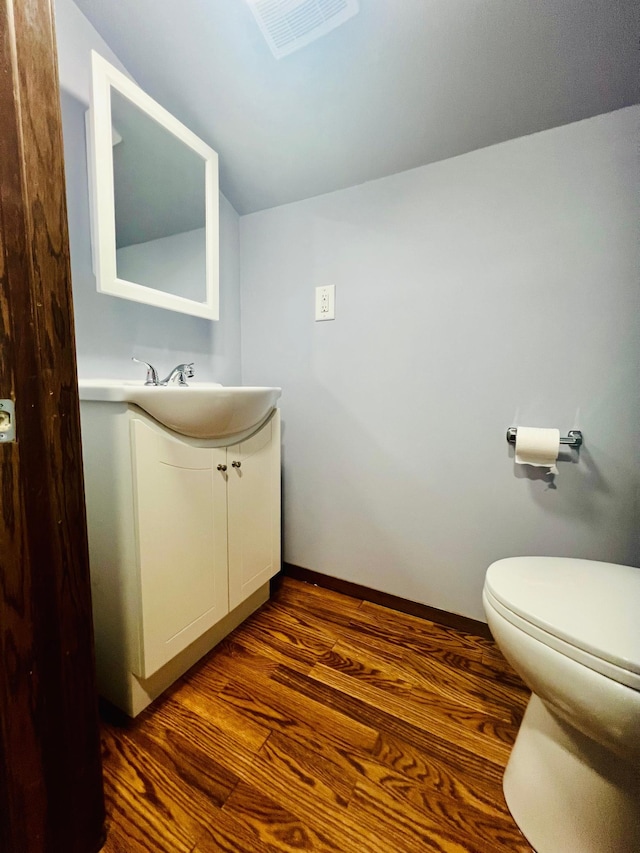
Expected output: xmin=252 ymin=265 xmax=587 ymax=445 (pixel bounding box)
xmin=315 ymin=285 xmax=335 ymax=321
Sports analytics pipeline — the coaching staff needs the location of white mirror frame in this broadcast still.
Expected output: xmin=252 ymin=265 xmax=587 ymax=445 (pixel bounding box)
xmin=87 ymin=51 xmax=219 ymax=320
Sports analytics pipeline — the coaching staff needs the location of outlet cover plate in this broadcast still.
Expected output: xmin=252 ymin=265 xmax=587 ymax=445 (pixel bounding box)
xmin=315 ymin=285 xmax=335 ymax=321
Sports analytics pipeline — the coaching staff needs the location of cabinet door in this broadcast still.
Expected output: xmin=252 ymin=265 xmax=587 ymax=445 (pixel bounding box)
xmin=131 ymin=418 xmax=228 ymax=678
xmin=227 ymin=412 xmax=281 ymax=611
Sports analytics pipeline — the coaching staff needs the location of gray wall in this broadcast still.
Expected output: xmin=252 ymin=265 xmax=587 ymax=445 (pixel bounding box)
xmin=240 ymin=106 xmax=640 ymax=621
xmin=56 ymin=0 xmax=639 ymax=622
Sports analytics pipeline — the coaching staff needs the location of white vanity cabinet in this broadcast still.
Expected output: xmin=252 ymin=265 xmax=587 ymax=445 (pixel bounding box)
xmin=131 ymin=418 xmax=229 ymax=678
xmin=226 ymin=421 xmax=282 ymax=610
xmin=79 ymin=401 xmax=280 ymax=716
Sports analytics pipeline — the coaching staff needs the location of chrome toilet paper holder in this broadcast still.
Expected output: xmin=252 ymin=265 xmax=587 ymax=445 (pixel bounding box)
xmin=506 ymin=428 xmax=583 ymax=448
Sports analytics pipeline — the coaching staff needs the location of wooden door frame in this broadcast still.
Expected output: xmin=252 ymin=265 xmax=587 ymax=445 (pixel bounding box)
xmin=0 ymin=1 xmax=105 ymax=850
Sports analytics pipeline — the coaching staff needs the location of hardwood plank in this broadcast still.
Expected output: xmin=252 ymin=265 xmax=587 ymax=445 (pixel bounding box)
xmin=335 ymin=617 xmax=413 ymax=664
xmin=247 ymin=725 xmax=368 ymax=803
xmin=348 ymin=780 xmax=509 ymax=853
xmin=276 ymin=575 xmax=363 ymax=611
xmin=180 ymin=641 xmax=281 ymax=693
xmin=401 ymin=646 xmax=528 ymax=723
xmin=344 ymin=617 xmax=486 ymax=671
xmin=281 ymin=567 xmax=493 ymax=639
xmin=222 ymin=767 xmax=393 ymax=853
xmin=408 ymin=685 xmax=517 ymax=748
xmin=261 ymin=598 xmax=348 ymax=646
xmin=169 ymin=678 xmax=271 ymax=753
xmin=317 ymin=641 xmax=415 ymax=696
xmin=310 ymin=664 xmax=513 ymax=761
xmin=141 ymin=696 xmax=260 ymax=777
xmin=337 ymin=625 xmax=528 ymax=710
xmin=322 ymin=637 xmax=524 ymax=726
xmin=177 ymin=662 xmax=230 ymax=696
xmin=358 ymin=600 xmax=495 ymax=650
xmin=129 ymin=726 xmax=239 ymax=808
xmin=218 ymin=675 xmax=379 ymax=753
xmin=99 ymin=578 xmax=534 ymax=852
xmin=222 ymin=743 xmax=359 ymax=845
xmin=102 ymin=721 xmax=285 ymax=853
xmin=353 ymin=602 xmax=489 ymax=660
xmin=259 ymin=732 xmax=357 ymax=807
xmin=100 ymin=729 xmax=198 ymax=853
xmin=222 ymin=782 xmax=341 ymax=852
xmin=286 ymin=725 xmax=512 ymax=826
xmin=348 ymin=762 xmax=530 ymax=852
xmin=140 ymin=694 xmax=357 ymax=814
xmin=261 ymin=722 xmax=517 ymax=844
xmin=481 ymin=643 xmax=516 ymax=671
xmin=233 ymin=618 xmax=334 ymax=668
xmin=141 ymin=696 xmax=378 ymax=851
xmin=103 ymin=719 xmax=275 ymax=853
xmin=272 ymin=576 xmax=364 ymax=628
xmin=271 ymin=665 xmax=506 ymax=788
xmin=372 ymin=732 xmax=509 ymax=821
xmin=435 ymin=647 xmax=530 ymax=707
xmin=480 ymin=644 xmax=530 ymax=695
xmin=143 ymin=699 xmax=368 ymax=851
xmin=441 ymin=639 xmax=529 ymax=690
xmin=154 ymin=698 xmax=517 ymax=853
xmin=216 ymin=629 xmax=316 ymax=674
xmin=190 ymin=807 xmax=281 ymax=853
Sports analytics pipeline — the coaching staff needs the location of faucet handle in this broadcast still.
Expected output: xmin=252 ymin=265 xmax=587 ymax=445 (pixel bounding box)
xmin=132 ymin=357 xmax=159 ymax=386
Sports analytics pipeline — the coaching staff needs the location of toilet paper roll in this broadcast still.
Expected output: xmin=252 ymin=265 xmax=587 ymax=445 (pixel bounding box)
xmin=515 ymin=427 xmax=560 ymax=474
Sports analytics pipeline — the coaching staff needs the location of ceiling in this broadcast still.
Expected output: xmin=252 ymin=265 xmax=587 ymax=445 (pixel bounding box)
xmin=72 ymin=0 xmax=639 ymax=215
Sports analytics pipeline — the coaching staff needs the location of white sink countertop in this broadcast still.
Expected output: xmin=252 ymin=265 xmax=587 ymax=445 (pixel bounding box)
xmin=78 ymin=379 xmax=281 ymax=440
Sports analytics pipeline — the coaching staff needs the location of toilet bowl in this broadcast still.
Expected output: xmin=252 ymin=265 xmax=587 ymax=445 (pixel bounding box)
xmin=483 ymin=557 xmax=640 ymax=853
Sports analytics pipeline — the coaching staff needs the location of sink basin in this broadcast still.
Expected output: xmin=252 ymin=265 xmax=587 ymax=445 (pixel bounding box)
xmin=78 ymin=379 xmax=281 ymax=439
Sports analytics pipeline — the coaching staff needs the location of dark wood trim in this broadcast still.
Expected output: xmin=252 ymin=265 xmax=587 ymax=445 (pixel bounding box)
xmin=0 ymin=1 xmax=105 ymax=850
xmin=281 ymin=564 xmax=493 ymax=640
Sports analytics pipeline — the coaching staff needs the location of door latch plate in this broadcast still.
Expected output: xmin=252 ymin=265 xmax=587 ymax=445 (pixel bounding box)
xmin=0 ymin=400 xmax=16 ymax=442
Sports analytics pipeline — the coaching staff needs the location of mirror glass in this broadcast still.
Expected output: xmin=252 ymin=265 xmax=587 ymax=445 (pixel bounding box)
xmin=88 ymin=52 xmax=219 ymax=320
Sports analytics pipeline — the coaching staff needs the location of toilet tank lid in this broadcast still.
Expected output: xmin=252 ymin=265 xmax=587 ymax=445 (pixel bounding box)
xmin=485 ymin=557 xmax=640 ymax=676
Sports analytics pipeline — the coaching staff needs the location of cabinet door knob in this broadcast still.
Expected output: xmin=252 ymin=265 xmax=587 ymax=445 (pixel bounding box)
xmin=217 ymin=464 xmax=227 ymax=472
xmin=231 ymin=460 xmax=241 ymax=468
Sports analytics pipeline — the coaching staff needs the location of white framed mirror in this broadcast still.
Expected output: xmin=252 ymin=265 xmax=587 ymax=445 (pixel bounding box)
xmin=87 ymin=51 xmax=219 ymax=320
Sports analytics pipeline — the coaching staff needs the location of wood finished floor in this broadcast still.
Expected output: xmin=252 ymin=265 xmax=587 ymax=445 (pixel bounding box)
xmin=99 ymin=577 xmax=534 ymax=853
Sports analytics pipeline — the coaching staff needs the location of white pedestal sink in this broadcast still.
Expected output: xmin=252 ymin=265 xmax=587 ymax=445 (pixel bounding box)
xmin=78 ymin=379 xmax=281 ymax=440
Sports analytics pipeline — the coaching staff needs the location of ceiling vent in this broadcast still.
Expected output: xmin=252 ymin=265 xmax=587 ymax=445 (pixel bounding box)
xmin=245 ymin=0 xmax=359 ymax=59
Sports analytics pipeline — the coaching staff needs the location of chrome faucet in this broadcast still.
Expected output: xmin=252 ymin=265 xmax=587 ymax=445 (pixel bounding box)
xmin=132 ymin=357 xmax=159 ymax=386
xmin=160 ymin=363 xmax=195 ymax=386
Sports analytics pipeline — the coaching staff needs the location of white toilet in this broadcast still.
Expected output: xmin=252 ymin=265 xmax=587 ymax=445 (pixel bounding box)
xmin=483 ymin=556 xmax=640 ymax=853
